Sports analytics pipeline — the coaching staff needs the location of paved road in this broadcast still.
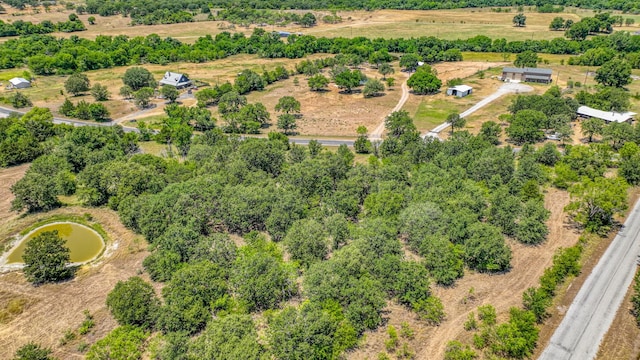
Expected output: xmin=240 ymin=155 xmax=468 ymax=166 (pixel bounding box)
xmin=539 ymin=199 xmax=640 ymax=360
xmin=370 ymin=76 xmax=410 ymax=141
xmin=422 ymin=82 xmax=533 ymax=139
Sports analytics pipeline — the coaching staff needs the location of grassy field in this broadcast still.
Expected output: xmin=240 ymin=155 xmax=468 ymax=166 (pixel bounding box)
xmin=0 ymin=6 xmax=635 ymax=44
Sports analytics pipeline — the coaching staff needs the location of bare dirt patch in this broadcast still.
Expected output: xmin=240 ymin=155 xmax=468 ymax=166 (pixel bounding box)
xmin=0 ymin=164 xmax=29 ymax=230
xmin=348 ymin=188 xmax=581 ymax=359
xmin=0 ymin=206 xmax=148 ymax=359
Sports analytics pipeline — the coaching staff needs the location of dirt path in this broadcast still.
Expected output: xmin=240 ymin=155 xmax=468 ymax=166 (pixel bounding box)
xmin=370 ymin=74 xmax=409 ymax=140
xmin=423 ymin=82 xmax=533 ymax=139
xmin=348 ymin=188 xmax=581 ymax=359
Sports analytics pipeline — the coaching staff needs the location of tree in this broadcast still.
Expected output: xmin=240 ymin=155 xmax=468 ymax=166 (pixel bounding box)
xmin=566 ymin=176 xmax=628 ymax=233
xmin=550 ymin=17 xmax=565 ymax=30
xmin=506 ymin=109 xmax=547 ymax=144
xmin=11 ymin=172 xmax=60 ymax=213
xmin=300 ymin=12 xmax=317 ymax=27
xmin=386 ymin=77 xmax=395 ymax=88
xmin=363 ymin=78 xmax=385 ymax=97
xmin=119 ymin=85 xmax=133 ymax=99
xmin=581 ymin=117 xmax=605 ymax=142
xmin=448 ymin=112 xmax=465 ymax=134
xmin=188 ymin=315 xmax=266 ymax=359
xmin=234 ymin=69 xmax=265 ymax=95
xmin=64 ymin=73 xmax=90 ymax=96
xmin=335 ymin=69 xmax=364 ymax=93
xmin=284 ymin=219 xmax=329 ymax=267
xmin=444 ymin=341 xmax=477 ymax=360
xmin=87 ymin=16 xmax=96 ymax=25
xmin=379 ymin=63 xmax=394 ymax=79
xmin=513 ymin=13 xmax=527 ymax=27
xmin=514 ymin=50 xmax=538 ymax=68
xmin=123 ymin=67 xmax=156 ymax=91
xmin=89 ymin=103 xmax=110 ymax=122
xmin=385 ymin=110 xmax=418 ymax=141
xmin=308 ymin=74 xmax=329 ymax=91
xmin=134 ymin=87 xmax=154 ymax=108
xmin=275 ymin=96 xmax=301 ymax=115
xmin=161 ymin=85 xmax=179 ymax=103
xmin=407 ymin=66 xmax=441 ymax=95
xmin=91 ymin=83 xmax=109 ymax=101
xmin=86 ymin=326 xmax=147 ymax=360
xmin=565 ymin=20 xmax=590 ymax=40
xmin=22 ymin=231 xmax=73 ymax=285
xmin=12 ymin=342 xmax=57 ymax=360
xmin=595 ymin=59 xmax=632 ymax=87
xmin=399 ymin=53 xmax=422 ymax=72
xmin=10 ymin=92 xmax=32 ymax=108
xmin=354 ymin=125 xmax=372 ymax=154
xmin=277 ymin=114 xmax=297 ymax=135
xmin=479 ymin=121 xmax=501 ymax=145
xmin=464 ymin=223 xmax=512 ymax=272
xmin=106 ymin=276 xmax=160 ymax=330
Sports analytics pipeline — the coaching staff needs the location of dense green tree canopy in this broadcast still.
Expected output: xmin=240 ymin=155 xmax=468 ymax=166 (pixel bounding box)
xmin=22 ymin=231 xmax=73 ymax=285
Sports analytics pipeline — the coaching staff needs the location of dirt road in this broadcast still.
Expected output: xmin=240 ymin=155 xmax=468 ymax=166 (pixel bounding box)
xmin=370 ymin=75 xmax=409 ymax=141
xmin=539 ymin=199 xmax=640 ymax=360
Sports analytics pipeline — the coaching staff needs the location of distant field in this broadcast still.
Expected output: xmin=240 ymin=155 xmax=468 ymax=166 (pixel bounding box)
xmin=0 ymin=7 xmax=635 ymax=43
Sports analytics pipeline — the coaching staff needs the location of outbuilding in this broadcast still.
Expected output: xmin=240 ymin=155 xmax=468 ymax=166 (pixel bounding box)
xmin=159 ymin=72 xmax=192 ymax=89
xmin=576 ymin=105 xmax=636 ymax=124
xmin=446 ymin=85 xmax=472 ymax=97
xmin=8 ymin=77 xmax=31 ymax=89
xmin=501 ymin=67 xmax=552 ymax=84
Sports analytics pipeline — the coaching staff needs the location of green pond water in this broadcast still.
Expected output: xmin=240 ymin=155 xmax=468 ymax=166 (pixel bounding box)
xmin=7 ymin=223 xmax=104 ymax=264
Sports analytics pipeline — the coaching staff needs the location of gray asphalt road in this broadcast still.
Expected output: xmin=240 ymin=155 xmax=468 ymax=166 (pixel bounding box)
xmin=539 ymin=199 xmax=640 ymax=360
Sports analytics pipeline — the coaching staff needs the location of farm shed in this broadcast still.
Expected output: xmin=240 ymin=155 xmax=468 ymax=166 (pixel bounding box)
xmin=576 ymin=105 xmax=636 ymax=124
xmin=446 ymin=85 xmax=472 ymax=97
xmin=159 ymin=72 xmax=192 ymax=89
xmin=8 ymin=77 xmax=31 ymax=89
xmin=501 ymin=67 xmax=552 ymax=84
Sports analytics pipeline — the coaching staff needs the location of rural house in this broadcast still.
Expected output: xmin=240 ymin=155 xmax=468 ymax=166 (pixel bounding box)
xmin=8 ymin=77 xmax=31 ymax=89
xmin=501 ymin=67 xmax=552 ymax=84
xmin=159 ymin=72 xmax=192 ymax=89
xmin=576 ymin=105 xmax=636 ymax=124
xmin=446 ymin=85 xmax=472 ymax=97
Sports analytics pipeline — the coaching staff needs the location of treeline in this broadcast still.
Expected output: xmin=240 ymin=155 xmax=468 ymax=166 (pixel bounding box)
xmin=1 ymin=28 xmax=639 ymax=76
xmin=0 ymin=14 xmax=85 ymax=37
xmin=61 ymin=0 xmax=640 ymax=15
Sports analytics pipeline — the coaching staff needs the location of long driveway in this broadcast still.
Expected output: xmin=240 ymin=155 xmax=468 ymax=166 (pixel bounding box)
xmin=370 ymin=76 xmax=410 ymax=141
xmin=539 ymin=199 xmax=640 ymax=360
xmin=423 ymin=82 xmax=533 ymax=139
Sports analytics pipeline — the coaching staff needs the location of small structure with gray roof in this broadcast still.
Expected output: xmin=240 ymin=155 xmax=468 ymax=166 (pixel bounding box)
xmin=576 ymin=105 xmax=636 ymax=124
xmin=446 ymin=84 xmax=472 ymax=97
xmin=159 ymin=72 xmax=192 ymax=89
xmin=8 ymin=77 xmax=31 ymax=89
xmin=501 ymin=67 xmax=552 ymax=84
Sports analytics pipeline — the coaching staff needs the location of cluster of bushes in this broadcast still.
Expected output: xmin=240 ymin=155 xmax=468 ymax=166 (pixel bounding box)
xmin=59 ymin=99 xmax=110 ymax=122
xmin=215 ymin=7 xmax=317 ymax=27
xmin=0 ymin=14 xmax=85 ymax=37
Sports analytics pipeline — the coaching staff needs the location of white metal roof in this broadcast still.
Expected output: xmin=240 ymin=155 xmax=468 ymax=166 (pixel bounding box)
xmin=9 ymin=77 xmax=30 ymax=85
xmin=577 ymin=105 xmax=636 ymax=123
xmin=450 ymin=85 xmax=472 ymax=92
xmin=159 ymin=72 xmax=190 ymax=87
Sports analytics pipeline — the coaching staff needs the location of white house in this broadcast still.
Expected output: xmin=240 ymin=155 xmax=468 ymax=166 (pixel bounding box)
xmin=576 ymin=105 xmax=636 ymax=124
xmin=446 ymin=85 xmax=472 ymax=97
xmin=159 ymin=72 xmax=192 ymax=89
xmin=8 ymin=77 xmax=31 ymax=89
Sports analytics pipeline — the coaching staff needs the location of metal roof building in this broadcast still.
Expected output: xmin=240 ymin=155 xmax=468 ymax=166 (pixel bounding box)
xmin=577 ymin=105 xmax=636 ymax=124
xmin=446 ymin=85 xmax=472 ymax=97
xmin=501 ymin=67 xmax=553 ymax=84
xmin=159 ymin=72 xmax=192 ymax=89
xmin=8 ymin=77 xmax=31 ymax=89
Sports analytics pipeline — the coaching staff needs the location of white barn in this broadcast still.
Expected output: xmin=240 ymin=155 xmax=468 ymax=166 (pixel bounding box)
xmin=446 ymin=85 xmax=472 ymax=97
xmin=159 ymin=72 xmax=192 ymax=89
xmin=8 ymin=77 xmax=31 ymax=89
xmin=576 ymin=105 xmax=636 ymax=124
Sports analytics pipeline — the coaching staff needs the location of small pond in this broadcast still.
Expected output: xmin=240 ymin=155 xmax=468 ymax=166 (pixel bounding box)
xmin=7 ymin=222 xmax=104 ymax=264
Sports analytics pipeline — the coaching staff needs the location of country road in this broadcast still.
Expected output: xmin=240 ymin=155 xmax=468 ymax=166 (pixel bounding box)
xmin=370 ymin=76 xmax=410 ymax=141
xmin=422 ymin=82 xmax=533 ymax=139
xmin=539 ymin=198 xmax=640 ymax=360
